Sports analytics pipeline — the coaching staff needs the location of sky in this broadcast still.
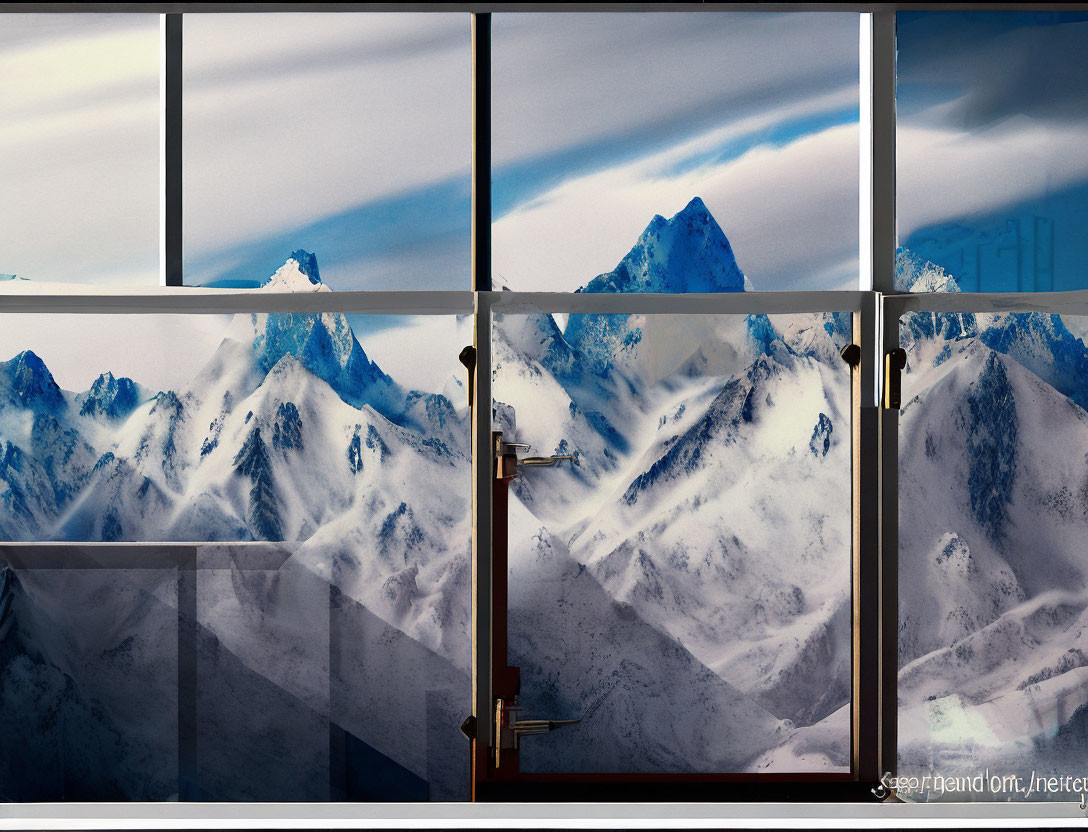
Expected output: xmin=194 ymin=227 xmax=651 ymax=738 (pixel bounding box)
xmin=0 ymin=14 xmax=160 ymax=285
xmin=896 ymin=12 xmax=1088 ymax=292
xmin=491 ymin=12 xmax=862 ymax=293
xmin=182 ymin=13 xmax=472 ymax=291
xmin=0 ymin=312 xmax=471 ymax=397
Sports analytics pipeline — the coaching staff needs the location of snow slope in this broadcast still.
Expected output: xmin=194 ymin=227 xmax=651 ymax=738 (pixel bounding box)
xmin=896 ymin=249 xmax=1088 ymax=801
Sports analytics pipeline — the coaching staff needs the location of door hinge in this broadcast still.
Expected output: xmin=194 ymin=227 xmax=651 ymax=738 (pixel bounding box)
xmin=460 ymin=714 xmax=477 ymax=741
xmin=839 ymin=343 xmax=861 ymax=367
xmin=458 ymin=345 xmax=476 ymax=408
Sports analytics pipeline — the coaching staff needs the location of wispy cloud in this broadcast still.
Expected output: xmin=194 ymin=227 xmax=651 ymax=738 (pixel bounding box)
xmin=0 ymin=14 xmax=159 ymax=284
xmin=897 ymin=12 xmax=1088 ymax=240
xmin=183 ymin=13 xmax=472 ymax=284
xmin=495 ymin=121 xmax=860 ymax=293
xmin=491 ymin=12 xmax=861 ymax=292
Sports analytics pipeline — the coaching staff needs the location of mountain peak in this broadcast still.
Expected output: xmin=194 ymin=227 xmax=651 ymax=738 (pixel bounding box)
xmin=577 ymin=197 xmax=746 ymax=294
xmin=2 ymin=350 xmax=65 ymax=412
xmin=78 ymin=371 xmax=141 ymax=422
xmin=263 ymin=253 xmax=329 ymax=293
xmin=678 ymin=196 xmax=710 ymax=217
xmin=290 ymin=249 xmax=321 ymax=285
xmin=896 ymin=248 xmax=961 ymax=293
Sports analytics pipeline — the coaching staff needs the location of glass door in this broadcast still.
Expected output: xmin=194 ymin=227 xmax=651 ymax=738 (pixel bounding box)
xmin=468 ymin=289 xmax=881 ymax=801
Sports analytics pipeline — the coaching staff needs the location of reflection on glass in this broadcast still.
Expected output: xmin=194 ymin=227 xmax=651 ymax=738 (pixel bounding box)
xmin=0 ymin=560 xmax=179 ymax=800
xmin=493 ymin=309 xmax=853 ymax=772
xmin=491 ymin=13 xmax=860 ymax=292
xmin=897 ymin=12 xmax=1088 ymax=292
xmin=183 ymin=13 xmax=471 ymax=290
xmin=899 ymin=298 xmax=1088 ymax=800
xmin=0 ymin=14 xmax=159 ymax=286
xmin=0 ymin=255 xmax=471 ymax=800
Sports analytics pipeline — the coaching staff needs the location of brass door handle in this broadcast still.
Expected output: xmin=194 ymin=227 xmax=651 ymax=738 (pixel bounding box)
xmin=520 ymin=455 xmax=574 ymax=467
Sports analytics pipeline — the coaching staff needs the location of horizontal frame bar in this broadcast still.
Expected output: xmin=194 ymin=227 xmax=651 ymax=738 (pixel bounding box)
xmin=2 ymin=800 xmax=1086 ymax=823
xmin=0 ymin=289 xmax=868 ymax=316
xmin=489 ymin=290 xmax=868 ymax=315
xmin=884 ymin=289 xmax=1088 ymax=317
xmin=0 ymin=542 xmax=296 ymax=570
xmin=0 ymin=289 xmax=476 ymax=315
xmin=5 ymin=3 xmax=1088 ymax=11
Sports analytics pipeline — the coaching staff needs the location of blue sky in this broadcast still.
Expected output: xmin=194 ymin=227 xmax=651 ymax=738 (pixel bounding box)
xmin=3 ymin=12 xmax=862 ymax=292
xmin=490 ymin=13 xmax=861 ymax=292
xmin=896 ymin=12 xmax=1088 ymax=291
xmin=12 ymin=12 xmax=1088 ymax=294
xmin=187 ymin=12 xmax=863 ymax=293
xmin=182 ymin=13 xmax=472 ymax=291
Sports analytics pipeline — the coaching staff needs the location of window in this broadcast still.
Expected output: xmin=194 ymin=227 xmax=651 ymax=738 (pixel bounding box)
xmin=183 ymin=13 xmax=471 ymax=290
xmin=491 ymin=12 xmax=862 ymax=292
xmin=2 ymin=5 xmax=1086 ymax=819
xmin=897 ymin=12 xmax=1088 ymax=292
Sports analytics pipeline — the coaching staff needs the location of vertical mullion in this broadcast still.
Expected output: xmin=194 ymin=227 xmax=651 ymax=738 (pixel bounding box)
xmin=871 ymin=8 xmax=899 ymax=791
xmin=470 ymin=11 xmax=493 ymax=800
xmin=853 ymin=292 xmax=882 ymax=786
xmin=879 ymin=297 xmax=900 ymax=787
xmin=472 ymin=12 xmax=491 ymax=293
xmin=871 ymin=12 xmax=896 ymax=296
xmin=164 ymin=13 xmax=182 ymax=287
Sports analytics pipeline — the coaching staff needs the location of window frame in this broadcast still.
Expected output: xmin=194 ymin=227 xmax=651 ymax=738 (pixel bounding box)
xmin=3 ymin=2 xmax=1087 ymax=817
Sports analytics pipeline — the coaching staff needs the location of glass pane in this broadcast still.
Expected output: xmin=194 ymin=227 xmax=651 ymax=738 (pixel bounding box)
xmin=493 ymin=308 xmax=853 ymax=772
xmin=491 ymin=13 xmax=861 ymax=292
xmin=0 ymin=263 xmax=471 ymax=800
xmin=0 ymin=14 xmax=160 ymax=286
xmin=194 ymin=543 xmax=470 ymax=801
xmin=0 ymin=263 xmax=469 ymax=544
xmin=0 ymin=553 xmax=179 ymax=800
xmin=897 ymin=12 xmax=1088 ymax=292
xmin=899 ymin=303 xmax=1088 ymax=801
xmin=183 ymin=13 xmax=471 ymax=290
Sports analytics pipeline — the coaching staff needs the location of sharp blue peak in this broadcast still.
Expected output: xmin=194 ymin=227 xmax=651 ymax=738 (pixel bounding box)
xmin=2 ymin=350 xmax=65 ymax=413
xmin=576 ymin=197 xmax=746 ymax=295
xmin=78 ymin=371 xmax=141 ymax=421
xmin=290 ymin=249 xmax=322 ymax=285
xmin=563 ymin=198 xmax=745 ymax=378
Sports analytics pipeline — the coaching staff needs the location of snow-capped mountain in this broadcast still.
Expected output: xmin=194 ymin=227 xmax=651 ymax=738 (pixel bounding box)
xmin=492 ymin=201 xmax=855 ymax=772
xmin=0 ymin=253 xmax=459 ymax=544
xmin=0 ymin=251 xmax=474 ymax=799
xmin=577 ymin=197 xmax=746 ymax=295
xmin=19 ymin=206 xmax=1088 ymax=800
xmin=896 ymin=248 xmax=1088 ymax=799
xmin=564 ymin=198 xmax=748 ymax=380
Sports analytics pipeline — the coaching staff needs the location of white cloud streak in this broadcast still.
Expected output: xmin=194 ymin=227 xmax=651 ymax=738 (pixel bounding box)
xmin=0 ymin=15 xmax=160 ymax=284
xmin=897 ymin=114 xmax=1088 ymax=240
xmin=494 ymin=121 xmax=860 ymax=293
xmin=492 ymin=12 xmax=859 ymax=168
xmin=183 ymin=13 xmax=471 ymax=260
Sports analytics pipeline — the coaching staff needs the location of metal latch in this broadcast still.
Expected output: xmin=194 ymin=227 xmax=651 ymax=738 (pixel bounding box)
xmin=494 ymin=432 xmax=573 ymax=479
xmin=883 ymin=348 xmax=907 ymax=409
xmin=493 ymin=697 xmax=583 ymax=769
